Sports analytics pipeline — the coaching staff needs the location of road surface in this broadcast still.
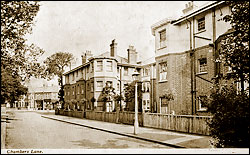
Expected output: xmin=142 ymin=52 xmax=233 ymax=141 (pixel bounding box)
xmin=5 ymin=110 xmax=171 ymax=149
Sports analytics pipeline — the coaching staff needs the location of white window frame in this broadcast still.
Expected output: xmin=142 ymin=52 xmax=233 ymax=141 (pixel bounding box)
xmin=124 ymin=67 xmax=128 ymax=76
xmin=198 ymin=96 xmax=207 ymax=111
xmin=91 ymin=82 xmax=94 ymax=92
xmin=91 ymin=62 xmax=94 ymax=73
xmin=198 ymin=17 xmax=205 ymax=31
xmin=159 ymin=29 xmax=166 ymax=48
xmin=81 ymin=85 xmax=84 ymax=94
xmin=97 ymin=81 xmax=103 ymax=88
xmin=106 ymin=61 xmax=113 ymax=72
xmin=96 ymin=60 xmax=103 ymax=72
xmin=106 ymin=81 xmax=113 ymax=87
xmin=159 ymin=62 xmax=168 ymax=82
xmin=199 ymin=58 xmax=208 ymax=73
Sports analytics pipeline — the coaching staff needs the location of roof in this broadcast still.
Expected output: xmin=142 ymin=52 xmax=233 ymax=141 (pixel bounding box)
xmin=151 ymin=18 xmax=174 ymax=36
xmin=28 ymin=85 xmax=60 ymax=93
xmin=151 ymin=1 xmax=226 ymax=35
xmin=171 ymin=1 xmax=225 ymax=25
xmin=63 ymin=51 xmax=134 ymax=75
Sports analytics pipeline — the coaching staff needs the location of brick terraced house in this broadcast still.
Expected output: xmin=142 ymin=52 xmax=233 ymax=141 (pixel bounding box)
xmin=151 ymin=1 xmax=233 ymax=115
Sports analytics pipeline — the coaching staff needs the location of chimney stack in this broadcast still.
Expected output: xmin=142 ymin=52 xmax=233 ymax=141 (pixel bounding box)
xmin=127 ymin=45 xmax=138 ymax=64
xmin=81 ymin=50 xmax=93 ymax=64
xmin=110 ymin=39 xmax=117 ymax=57
xmin=182 ymin=1 xmax=194 ymax=15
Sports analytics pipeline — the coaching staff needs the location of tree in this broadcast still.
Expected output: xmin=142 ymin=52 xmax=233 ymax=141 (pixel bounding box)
xmin=124 ymin=81 xmax=142 ymax=112
xmin=220 ymin=1 xmax=249 ymax=92
xmin=205 ymin=84 xmax=249 ymax=148
xmin=43 ymin=52 xmax=74 ymax=102
xmin=114 ymin=94 xmax=124 ymax=111
xmin=1 ymin=66 xmax=28 ymax=107
xmin=1 ymin=1 xmax=44 ymax=105
xmin=90 ymin=97 xmax=96 ymax=110
xmin=206 ymin=1 xmax=250 ymax=148
xmin=101 ymin=82 xmax=116 ymax=112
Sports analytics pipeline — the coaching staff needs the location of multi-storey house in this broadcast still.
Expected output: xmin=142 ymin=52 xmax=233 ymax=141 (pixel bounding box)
xmin=63 ymin=40 xmax=144 ymax=112
xmin=138 ymin=57 xmax=157 ymax=113
xmin=151 ymin=1 xmax=232 ymax=115
xmin=26 ymin=84 xmax=59 ymax=110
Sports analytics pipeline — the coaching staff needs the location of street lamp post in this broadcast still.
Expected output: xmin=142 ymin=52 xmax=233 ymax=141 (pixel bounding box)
xmin=132 ymin=69 xmax=140 ymax=135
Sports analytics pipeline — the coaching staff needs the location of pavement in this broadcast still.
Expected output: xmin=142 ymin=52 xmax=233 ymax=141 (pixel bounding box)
xmin=41 ymin=114 xmax=213 ymax=148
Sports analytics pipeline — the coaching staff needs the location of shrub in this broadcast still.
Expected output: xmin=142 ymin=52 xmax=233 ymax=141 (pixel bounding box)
xmin=205 ymin=84 xmax=249 ymax=148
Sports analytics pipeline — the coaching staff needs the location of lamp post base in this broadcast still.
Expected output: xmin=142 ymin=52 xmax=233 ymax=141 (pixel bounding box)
xmin=134 ymin=119 xmax=139 ymax=135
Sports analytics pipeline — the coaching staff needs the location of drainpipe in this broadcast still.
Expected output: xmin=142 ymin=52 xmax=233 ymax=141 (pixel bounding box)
xmin=186 ymin=18 xmax=194 ymax=115
xmin=192 ymin=16 xmax=197 ymax=115
xmin=119 ymin=67 xmax=122 ymax=110
xmin=85 ymin=66 xmax=87 ymax=112
xmin=212 ymin=8 xmax=217 ymax=78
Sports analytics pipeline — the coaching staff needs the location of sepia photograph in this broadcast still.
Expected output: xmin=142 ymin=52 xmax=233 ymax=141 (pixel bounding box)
xmin=1 ymin=1 xmax=249 ymax=154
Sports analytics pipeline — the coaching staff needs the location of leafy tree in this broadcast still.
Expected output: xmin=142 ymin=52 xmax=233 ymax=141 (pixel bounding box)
xmin=1 ymin=66 xmax=28 ymax=107
xmin=101 ymin=82 xmax=116 ymax=111
xmin=43 ymin=52 xmax=74 ymax=102
xmin=205 ymin=84 xmax=249 ymax=148
xmin=206 ymin=1 xmax=250 ymax=148
xmin=220 ymin=1 xmax=249 ymax=92
xmin=90 ymin=97 xmax=96 ymax=110
xmin=1 ymin=1 xmax=44 ymax=105
xmin=113 ymin=94 xmax=124 ymax=111
xmin=124 ymin=81 xmax=142 ymax=112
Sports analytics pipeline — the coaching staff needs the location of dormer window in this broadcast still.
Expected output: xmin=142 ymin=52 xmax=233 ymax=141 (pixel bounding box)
xmin=159 ymin=29 xmax=166 ymax=48
xmin=198 ymin=17 xmax=205 ymax=31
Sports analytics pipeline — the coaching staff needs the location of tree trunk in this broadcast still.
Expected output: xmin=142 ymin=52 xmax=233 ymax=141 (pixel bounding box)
xmin=240 ymin=73 xmax=245 ymax=93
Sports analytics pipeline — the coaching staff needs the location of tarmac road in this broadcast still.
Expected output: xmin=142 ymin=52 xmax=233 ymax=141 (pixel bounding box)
xmin=5 ymin=110 xmax=171 ymax=149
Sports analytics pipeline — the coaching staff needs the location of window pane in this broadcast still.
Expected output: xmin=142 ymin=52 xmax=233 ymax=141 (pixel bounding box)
xmin=107 ymin=61 xmax=112 ymax=71
xmin=198 ymin=17 xmax=205 ymax=31
xmin=199 ymin=58 xmax=207 ymax=72
xmin=159 ymin=62 xmax=167 ymax=81
xmin=124 ymin=67 xmax=128 ymax=75
xmin=97 ymin=61 xmax=103 ymax=71
xmin=97 ymin=81 xmax=103 ymax=87
xmin=198 ymin=96 xmax=207 ymax=110
xmin=91 ymin=62 xmax=94 ymax=72
xmin=107 ymin=81 xmax=113 ymax=87
xmin=160 ymin=29 xmax=166 ymax=41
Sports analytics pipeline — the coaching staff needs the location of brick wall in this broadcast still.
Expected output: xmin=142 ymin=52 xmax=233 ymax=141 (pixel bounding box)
xmin=156 ymin=51 xmax=192 ymax=115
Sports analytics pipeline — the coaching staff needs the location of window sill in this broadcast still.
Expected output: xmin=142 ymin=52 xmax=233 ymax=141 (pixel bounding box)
xmin=196 ymin=72 xmax=208 ymax=75
xmin=197 ymin=109 xmax=207 ymax=112
xmin=157 ymin=46 xmax=167 ymax=50
xmin=158 ymin=80 xmax=168 ymax=83
xmin=195 ymin=29 xmax=206 ymax=35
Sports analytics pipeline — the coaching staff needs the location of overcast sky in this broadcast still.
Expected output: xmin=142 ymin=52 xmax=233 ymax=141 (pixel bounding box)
xmin=25 ymin=1 xmax=209 ymax=69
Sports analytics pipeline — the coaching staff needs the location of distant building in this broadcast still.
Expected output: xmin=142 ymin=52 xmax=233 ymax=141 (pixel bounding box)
xmin=25 ymin=84 xmax=59 ymax=110
xmin=138 ymin=57 xmax=157 ymax=113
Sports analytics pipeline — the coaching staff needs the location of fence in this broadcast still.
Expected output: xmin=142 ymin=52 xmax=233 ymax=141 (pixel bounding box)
xmin=143 ymin=113 xmax=211 ymax=135
xmin=56 ymin=109 xmax=83 ymax=118
xmin=56 ymin=109 xmax=211 ymax=135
